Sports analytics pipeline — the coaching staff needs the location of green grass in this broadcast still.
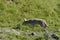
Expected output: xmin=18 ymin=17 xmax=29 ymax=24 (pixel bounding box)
xmin=0 ymin=0 xmax=60 ymax=40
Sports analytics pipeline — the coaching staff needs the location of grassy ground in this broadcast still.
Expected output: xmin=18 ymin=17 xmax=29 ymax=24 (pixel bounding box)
xmin=0 ymin=0 xmax=60 ymax=40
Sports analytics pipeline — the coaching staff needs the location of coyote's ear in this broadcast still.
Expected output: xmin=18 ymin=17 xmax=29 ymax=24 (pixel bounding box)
xmin=24 ymin=18 xmax=27 ymax=21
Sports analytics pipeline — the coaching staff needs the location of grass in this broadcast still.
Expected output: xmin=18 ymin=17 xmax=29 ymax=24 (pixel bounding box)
xmin=0 ymin=0 xmax=60 ymax=40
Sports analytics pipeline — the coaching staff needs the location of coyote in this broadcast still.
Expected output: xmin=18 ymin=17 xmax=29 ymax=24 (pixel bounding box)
xmin=23 ymin=18 xmax=48 ymax=28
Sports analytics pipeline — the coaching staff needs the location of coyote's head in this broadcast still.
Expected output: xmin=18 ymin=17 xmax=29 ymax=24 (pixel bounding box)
xmin=22 ymin=18 xmax=29 ymax=25
xmin=24 ymin=18 xmax=27 ymax=21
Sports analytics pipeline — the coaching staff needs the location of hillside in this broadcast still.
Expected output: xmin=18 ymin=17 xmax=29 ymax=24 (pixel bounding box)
xmin=0 ymin=0 xmax=60 ymax=40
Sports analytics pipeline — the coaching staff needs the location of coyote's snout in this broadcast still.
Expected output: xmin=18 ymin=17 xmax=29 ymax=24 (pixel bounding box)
xmin=23 ymin=18 xmax=48 ymax=28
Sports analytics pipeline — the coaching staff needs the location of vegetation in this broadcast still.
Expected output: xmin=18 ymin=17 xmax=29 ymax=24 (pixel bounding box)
xmin=0 ymin=0 xmax=60 ymax=40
